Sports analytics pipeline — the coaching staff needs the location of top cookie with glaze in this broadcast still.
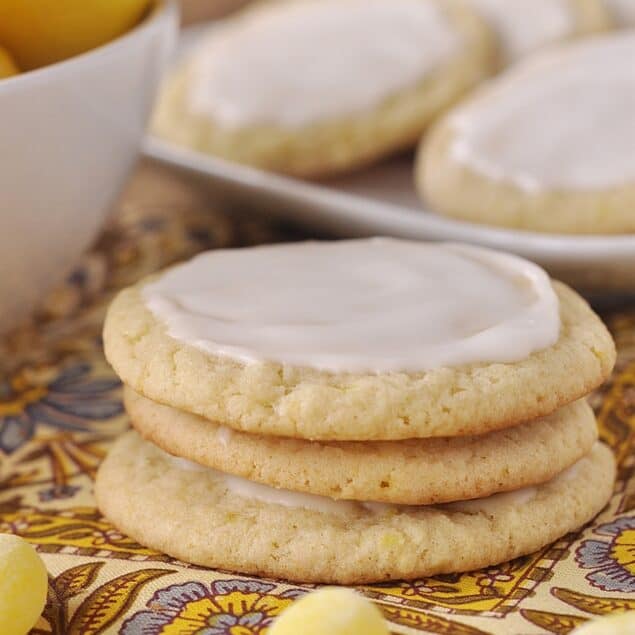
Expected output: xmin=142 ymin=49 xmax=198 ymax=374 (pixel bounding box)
xmin=103 ymin=239 xmax=615 ymax=440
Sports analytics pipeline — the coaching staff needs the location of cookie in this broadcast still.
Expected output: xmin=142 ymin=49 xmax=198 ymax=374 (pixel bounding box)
xmin=603 ymin=0 xmax=635 ymax=25
xmin=126 ymin=388 xmax=598 ymax=505
xmin=103 ymin=239 xmax=615 ymax=441
xmin=95 ymin=432 xmax=615 ymax=584
xmin=152 ymin=0 xmax=495 ymax=178
xmin=417 ymin=33 xmax=635 ymax=234
xmin=465 ymin=0 xmax=610 ymax=65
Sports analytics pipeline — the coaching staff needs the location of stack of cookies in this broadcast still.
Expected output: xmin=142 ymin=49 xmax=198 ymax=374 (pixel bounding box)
xmin=96 ymin=239 xmax=616 ymax=584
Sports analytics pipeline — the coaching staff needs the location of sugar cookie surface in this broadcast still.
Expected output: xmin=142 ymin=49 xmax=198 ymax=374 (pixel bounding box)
xmin=95 ymin=433 xmax=616 ymax=583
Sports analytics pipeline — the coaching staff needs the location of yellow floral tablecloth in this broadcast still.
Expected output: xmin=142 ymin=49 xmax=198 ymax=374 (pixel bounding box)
xmin=1 ymin=163 xmax=633 ymax=635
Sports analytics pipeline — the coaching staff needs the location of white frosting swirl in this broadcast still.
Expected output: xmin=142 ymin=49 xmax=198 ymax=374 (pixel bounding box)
xmin=448 ymin=33 xmax=635 ymax=191
xmin=142 ymin=239 xmax=560 ymax=373
xmin=466 ymin=0 xmax=574 ymax=62
xmin=187 ymin=0 xmax=461 ymax=128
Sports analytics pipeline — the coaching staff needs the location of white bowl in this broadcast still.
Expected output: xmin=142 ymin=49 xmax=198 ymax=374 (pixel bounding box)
xmin=0 ymin=0 xmax=178 ymax=334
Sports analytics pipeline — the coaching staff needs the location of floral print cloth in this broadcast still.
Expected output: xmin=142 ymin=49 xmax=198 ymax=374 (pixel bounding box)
xmin=0 ymin=167 xmax=633 ymax=634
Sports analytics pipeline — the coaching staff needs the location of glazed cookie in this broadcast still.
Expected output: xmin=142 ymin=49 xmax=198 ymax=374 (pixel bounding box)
xmin=465 ymin=0 xmax=610 ymax=65
xmin=603 ymin=0 xmax=635 ymax=25
xmin=126 ymin=388 xmax=598 ymax=505
xmin=95 ymin=432 xmax=615 ymax=584
xmin=104 ymin=239 xmax=615 ymax=441
xmin=418 ymin=33 xmax=635 ymax=234
xmin=152 ymin=0 xmax=495 ymax=178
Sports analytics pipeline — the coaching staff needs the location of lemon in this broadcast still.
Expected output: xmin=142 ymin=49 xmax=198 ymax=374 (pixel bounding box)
xmin=0 ymin=534 xmax=48 ymax=635
xmin=269 ymin=588 xmax=389 ymax=635
xmin=0 ymin=46 xmax=18 ymax=78
xmin=573 ymin=612 xmax=635 ymax=635
xmin=0 ymin=0 xmax=152 ymax=71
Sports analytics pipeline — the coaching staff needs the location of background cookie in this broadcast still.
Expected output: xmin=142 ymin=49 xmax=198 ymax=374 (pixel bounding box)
xmin=465 ymin=0 xmax=610 ymax=65
xmin=603 ymin=0 xmax=635 ymax=25
xmin=127 ymin=388 xmax=598 ymax=505
xmin=152 ymin=0 xmax=495 ymax=178
xmin=417 ymin=33 xmax=635 ymax=234
xmin=104 ymin=274 xmax=614 ymax=441
xmin=95 ymin=432 xmax=615 ymax=584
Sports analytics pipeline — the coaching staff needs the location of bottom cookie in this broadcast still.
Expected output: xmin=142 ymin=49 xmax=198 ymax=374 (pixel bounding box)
xmin=95 ymin=432 xmax=615 ymax=584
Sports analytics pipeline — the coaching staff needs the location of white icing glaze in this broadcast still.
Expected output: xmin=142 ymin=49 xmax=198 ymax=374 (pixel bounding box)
xmin=166 ymin=453 xmax=588 ymax=516
xmin=216 ymin=426 xmax=233 ymax=448
xmin=168 ymin=454 xmax=359 ymax=514
xmin=604 ymin=0 xmax=635 ymax=25
xmin=558 ymin=442 xmax=598 ymax=481
xmin=467 ymin=0 xmax=574 ymax=62
xmin=143 ymin=239 xmax=560 ymax=373
xmin=169 ymin=455 xmax=207 ymax=472
xmin=445 ymin=486 xmax=537 ymax=514
xmin=559 ymin=461 xmax=582 ymax=482
xmin=362 ymin=501 xmax=397 ymax=514
xmin=220 ymin=470 xmax=361 ymax=515
xmin=449 ymin=33 xmax=635 ymax=191
xmin=187 ymin=0 xmax=461 ymax=128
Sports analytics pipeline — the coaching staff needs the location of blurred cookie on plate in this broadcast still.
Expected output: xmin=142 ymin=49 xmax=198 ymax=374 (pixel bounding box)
xmin=602 ymin=0 xmax=635 ymax=25
xmin=417 ymin=32 xmax=635 ymax=234
xmin=464 ymin=0 xmax=611 ymax=65
xmin=153 ymin=0 xmax=495 ymax=178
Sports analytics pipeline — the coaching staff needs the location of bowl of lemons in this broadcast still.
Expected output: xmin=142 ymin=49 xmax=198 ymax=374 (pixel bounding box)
xmin=0 ymin=0 xmax=178 ymax=334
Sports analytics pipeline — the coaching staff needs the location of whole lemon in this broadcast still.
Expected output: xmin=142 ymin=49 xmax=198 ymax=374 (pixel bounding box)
xmin=573 ymin=612 xmax=635 ymax=635
xmin=0 ymin=46 xmax=19 ymax=78
xmin=0 ymin=0 xmax=152 ymax=70
xmin=269 ymin=588 xmax=389 ymax=635
xmin=0 ymin=534 xmax=48 ymax=635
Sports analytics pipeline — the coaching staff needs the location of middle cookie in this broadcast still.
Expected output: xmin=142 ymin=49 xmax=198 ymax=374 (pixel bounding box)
xmin=126 ymin=388 xmax=598 ymax=506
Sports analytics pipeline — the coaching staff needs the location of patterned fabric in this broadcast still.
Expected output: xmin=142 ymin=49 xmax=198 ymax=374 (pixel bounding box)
xmin=0 ymin=171 xmax=633 ymax=634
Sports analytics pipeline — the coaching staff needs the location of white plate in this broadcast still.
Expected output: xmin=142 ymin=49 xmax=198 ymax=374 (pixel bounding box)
xmin=142 ymin=26 xmax=635 ymax=295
